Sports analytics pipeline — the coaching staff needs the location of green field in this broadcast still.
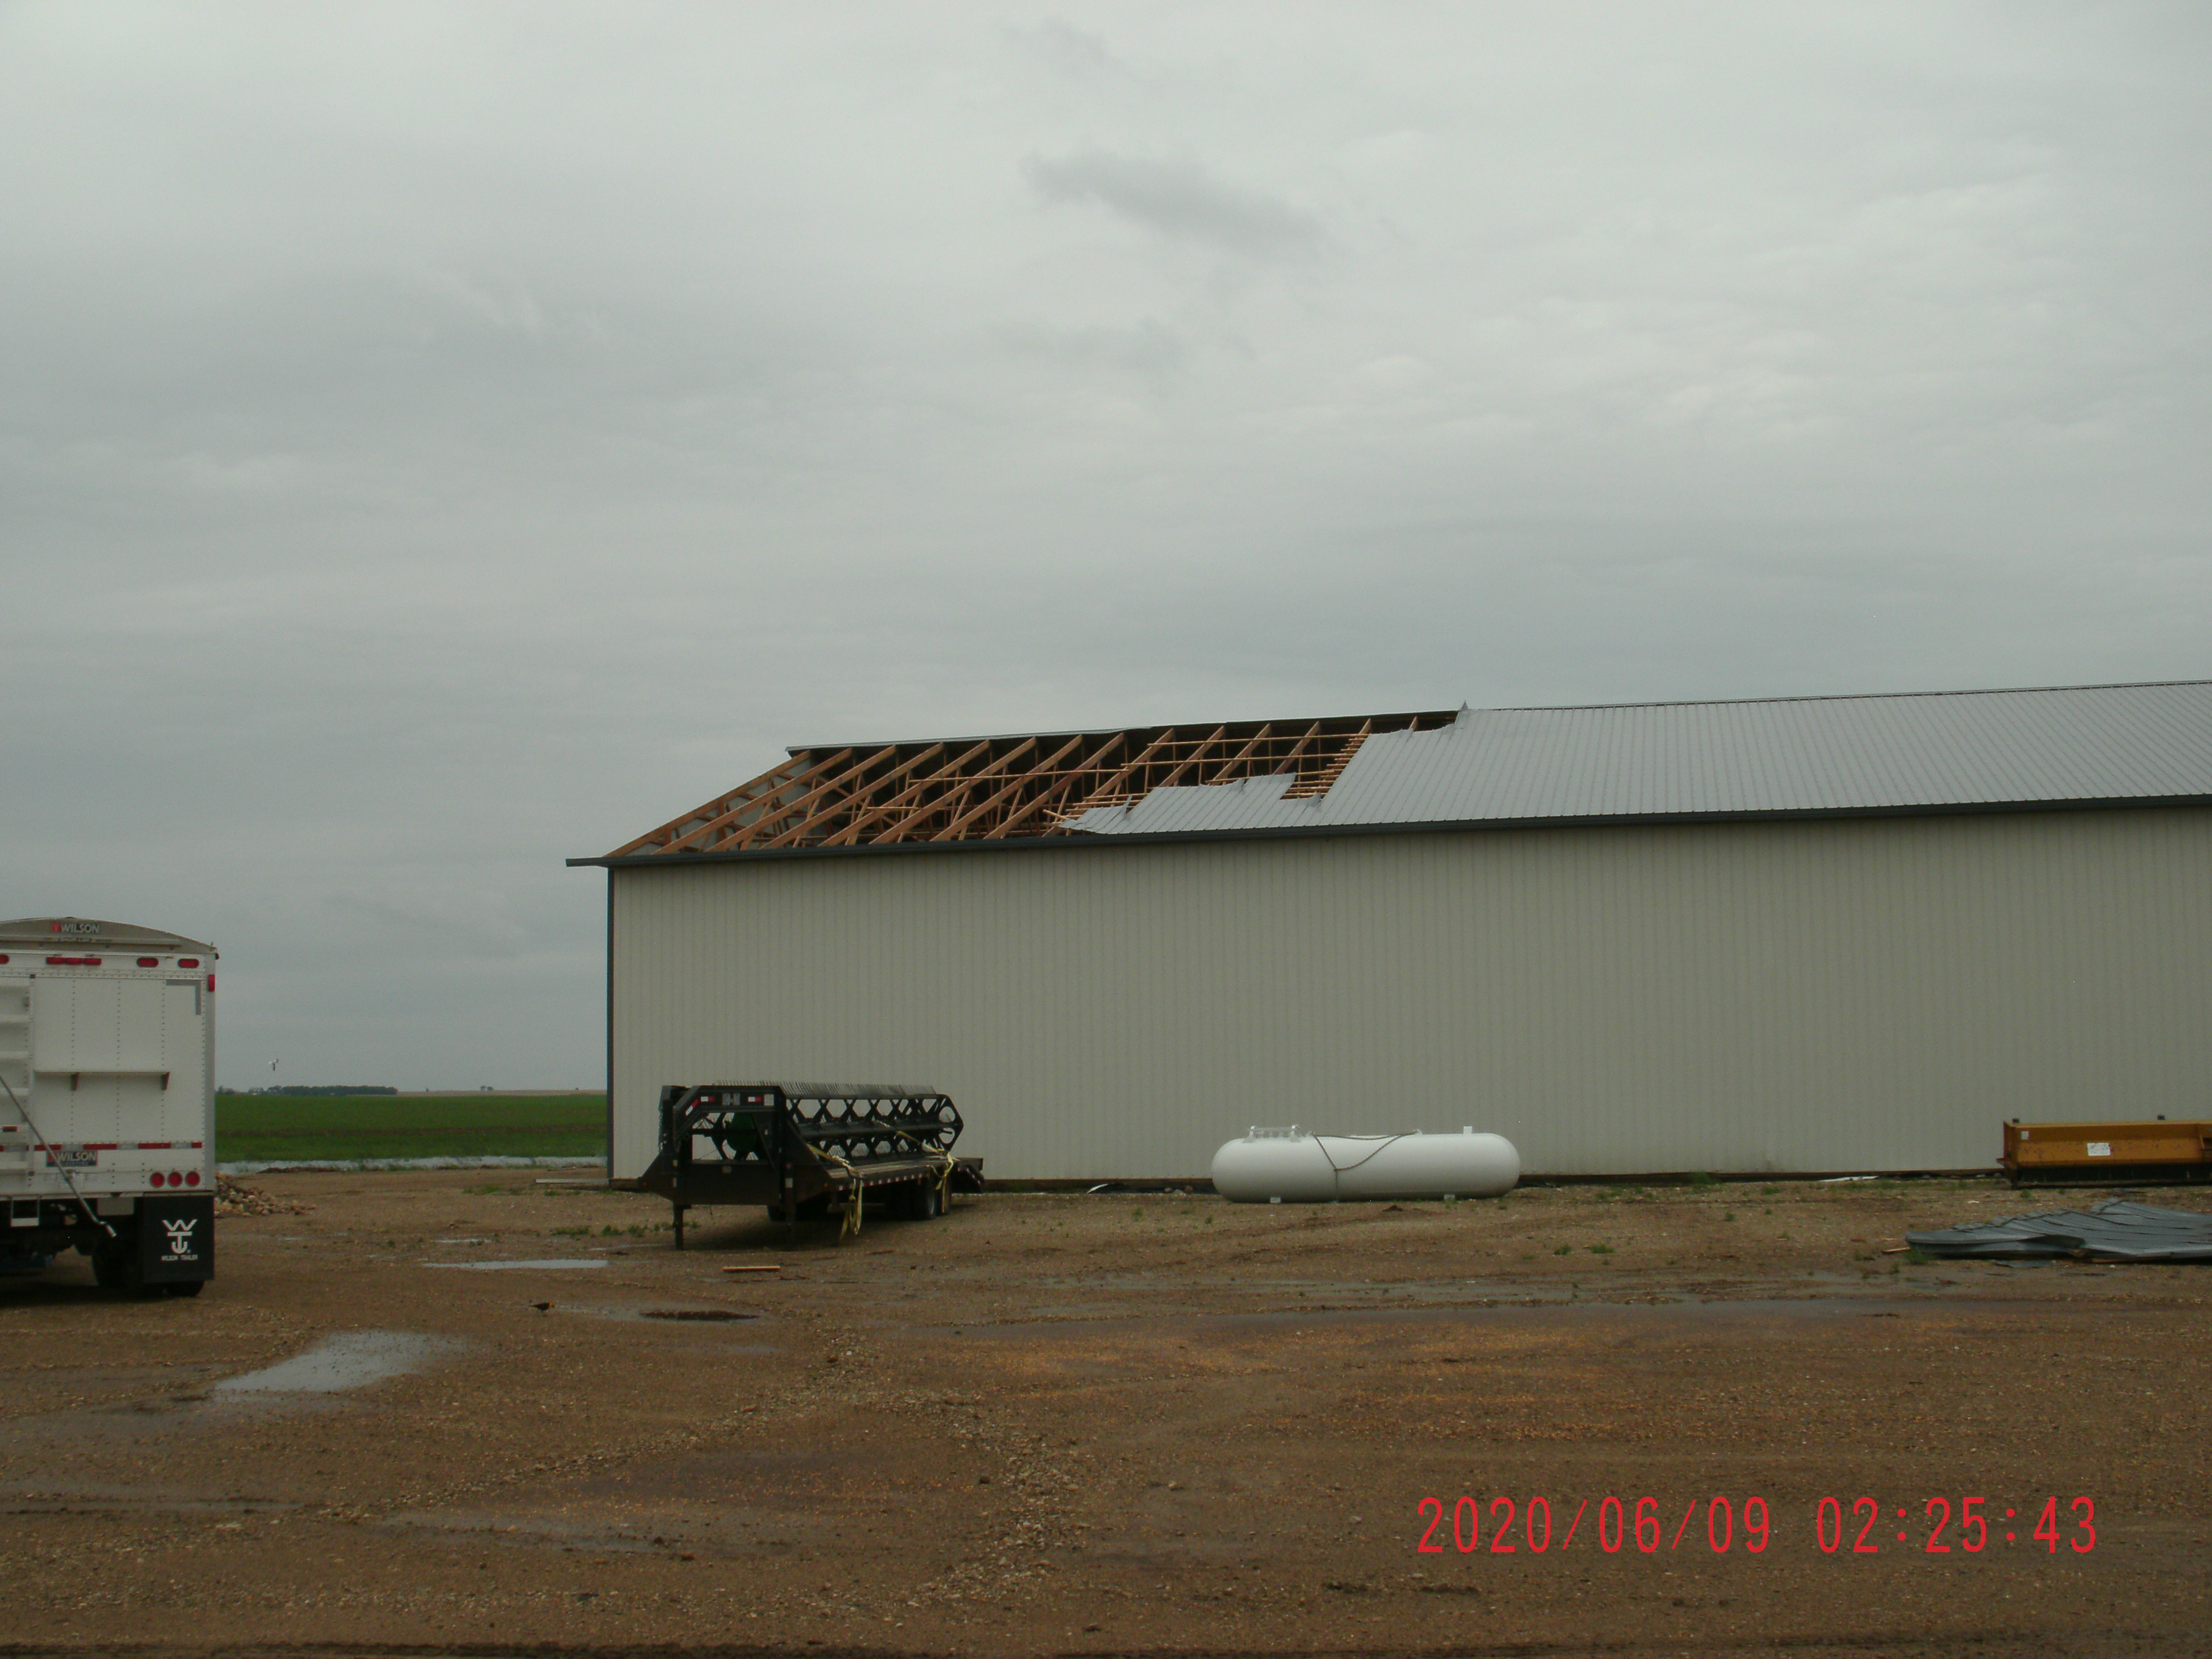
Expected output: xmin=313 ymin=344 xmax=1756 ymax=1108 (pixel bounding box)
xmin=215 ymin=1093 xmax=607 ymax=1162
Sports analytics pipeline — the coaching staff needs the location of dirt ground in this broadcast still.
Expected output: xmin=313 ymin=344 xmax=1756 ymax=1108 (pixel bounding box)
xmin=2 ymin=1171 xmax=2208 ymax=1658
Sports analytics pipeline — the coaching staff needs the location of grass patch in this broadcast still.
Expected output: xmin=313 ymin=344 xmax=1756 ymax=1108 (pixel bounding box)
xmin=216 ymin=1093 xmax=606 ymax=1161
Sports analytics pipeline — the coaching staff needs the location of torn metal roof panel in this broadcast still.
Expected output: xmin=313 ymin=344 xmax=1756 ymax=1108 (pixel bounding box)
xmin=1906 ymin=1201 xmax=2212 ymax=1260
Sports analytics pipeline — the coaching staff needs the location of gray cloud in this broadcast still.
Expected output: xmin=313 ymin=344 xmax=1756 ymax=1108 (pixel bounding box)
xmin=996 ymin=316 xmax=1190 ymax=385
xmin=1 ymin=3 xmax=2205 ymax=1088
xmin=1002 ymin=18 xmax=1125 ymax=81
xmin=1025 ymin=150 xmax=1324 ymax=258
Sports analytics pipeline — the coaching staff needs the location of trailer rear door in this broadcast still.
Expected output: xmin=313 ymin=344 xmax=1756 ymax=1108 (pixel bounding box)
xmin=28 ymin=975 xmax=207 ymax=1177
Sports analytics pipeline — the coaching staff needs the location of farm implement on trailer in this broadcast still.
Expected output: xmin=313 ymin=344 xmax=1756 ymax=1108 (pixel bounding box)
xmin=642 ymin=1083 xmax=982 ymax=1244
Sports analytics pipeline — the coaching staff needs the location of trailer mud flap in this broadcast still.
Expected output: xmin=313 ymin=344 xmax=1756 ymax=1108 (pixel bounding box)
xmin=138 ymin=1193 xmax=215 ymax=1282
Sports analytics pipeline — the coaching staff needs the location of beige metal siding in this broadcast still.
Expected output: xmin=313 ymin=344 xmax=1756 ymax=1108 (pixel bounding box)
xmin=609 ymin=808 xmax=2212 ymax=1181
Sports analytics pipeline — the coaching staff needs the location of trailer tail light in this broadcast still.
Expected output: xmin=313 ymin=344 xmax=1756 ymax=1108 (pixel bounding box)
xmin=206 ymin=973 xmax=215 ymax=992
xmin=0 ymin=954 xmax=9 ymax=964
xmin=46 ymin=956 xmax=102 ymax=966
xmin=185 ymin=1170 xmax=201 ymax=1187
xmin=137 ymin=957 xmax=159 ymax=967
xmin=179 ymin=958 xmax=200 ymax=968
xmin=150 ymin=1171 xmax=166 ymax=1187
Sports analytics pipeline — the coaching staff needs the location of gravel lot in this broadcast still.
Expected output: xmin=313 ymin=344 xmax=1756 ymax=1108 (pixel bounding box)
xmin=1 ymin=1171 xmax=2206 ymax=1657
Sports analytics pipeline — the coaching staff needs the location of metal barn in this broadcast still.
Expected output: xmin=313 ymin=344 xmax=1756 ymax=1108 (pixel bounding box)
xmin=572 ymin=682 xmax=2212 ymax=1181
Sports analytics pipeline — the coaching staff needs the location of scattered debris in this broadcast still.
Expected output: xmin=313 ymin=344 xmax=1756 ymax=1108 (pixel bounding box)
xmin=1907 ymin=1200 xmax=2212 ymax=1261
xmin=721 ymin=1263 xmax=782 ymax=1274
xmin=215 ymin=1176 xmax=310 ymax=1217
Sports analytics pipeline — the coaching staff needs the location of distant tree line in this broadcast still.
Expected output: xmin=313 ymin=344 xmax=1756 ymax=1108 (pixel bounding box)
xmin=217 ymin=1084 xmax=400 ymax=1097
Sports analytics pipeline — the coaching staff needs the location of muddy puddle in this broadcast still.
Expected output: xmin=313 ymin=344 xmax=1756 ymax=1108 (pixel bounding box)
xmin=215 ymin=1331 xmax=454 ymax=1395
xmin=0 ymin=1331 xmax=459 ymax=1472
xmin=552 ymin=1303 xmax=761 ymax=1323
xmin=421 ymin=1257 xmax=608 ymax=1271
xmin=640 ymin=1307 xmax=756 ymax=1322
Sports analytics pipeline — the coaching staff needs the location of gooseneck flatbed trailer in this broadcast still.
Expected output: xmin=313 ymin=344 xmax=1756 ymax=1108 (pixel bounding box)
xmin=0 ymin=917 xmax=217 ymax=1295
xmin=642 ymin=1083 xmax=982 ymax=1244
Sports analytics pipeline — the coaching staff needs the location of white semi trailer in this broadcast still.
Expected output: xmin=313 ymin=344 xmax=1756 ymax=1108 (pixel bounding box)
xmin=0 ymin=917 xmax=217 ymax=1295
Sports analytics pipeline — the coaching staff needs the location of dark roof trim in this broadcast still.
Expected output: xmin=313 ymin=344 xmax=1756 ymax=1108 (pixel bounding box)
xmin=569 ymin=791 xmax=2212 ymax=870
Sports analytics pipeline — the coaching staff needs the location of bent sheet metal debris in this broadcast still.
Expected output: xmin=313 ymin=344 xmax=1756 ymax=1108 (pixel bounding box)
xmin=1908 ymin=1200 xmax=2212 ymax=1261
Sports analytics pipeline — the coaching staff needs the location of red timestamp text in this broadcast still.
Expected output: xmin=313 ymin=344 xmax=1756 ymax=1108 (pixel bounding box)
xmin=1813 ymin=1495 xmax=2096 ymax=1555
xmin=1414 ymin=1494 xmax=2098 ymax=1557
xmin=1416 ymin=1494 xmax=1770 ymax=1556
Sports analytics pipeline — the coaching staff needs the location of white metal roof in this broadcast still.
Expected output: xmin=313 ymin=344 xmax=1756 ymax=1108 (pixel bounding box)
xmin=1065 ymin=681 xmax=2212 ymax=837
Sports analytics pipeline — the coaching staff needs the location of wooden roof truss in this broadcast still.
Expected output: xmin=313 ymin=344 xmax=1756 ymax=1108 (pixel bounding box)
xmin=608 ymin=709 xmax=1459 ymax=857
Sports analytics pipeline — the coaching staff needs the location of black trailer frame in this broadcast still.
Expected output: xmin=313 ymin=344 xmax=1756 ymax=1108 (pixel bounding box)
xmin=640 ymin=1083 xmax=983 ymax=1244
xmin=1 ymin=1192 xmax=213 ymax=1296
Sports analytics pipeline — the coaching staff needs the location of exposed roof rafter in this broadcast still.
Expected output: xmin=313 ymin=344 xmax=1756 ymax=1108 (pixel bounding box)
xmin=607 ymin=709 xmax=1460 ymax=857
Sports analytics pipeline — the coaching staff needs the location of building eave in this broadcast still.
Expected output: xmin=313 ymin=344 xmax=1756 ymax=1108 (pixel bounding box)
xmin=568 ymin=791 xmax=2212 ymax=870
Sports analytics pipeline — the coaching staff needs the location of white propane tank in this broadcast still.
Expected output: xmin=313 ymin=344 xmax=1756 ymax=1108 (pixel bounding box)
xmin=1211 ymin=1125 xmax=1520 ymax=1203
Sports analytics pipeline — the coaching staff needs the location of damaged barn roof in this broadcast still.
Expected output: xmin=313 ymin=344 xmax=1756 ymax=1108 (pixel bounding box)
xmin=1067 ymin=680 xmax=2212 ymax=837
xmin=579 ymin=680 xmax=2212 ymax=863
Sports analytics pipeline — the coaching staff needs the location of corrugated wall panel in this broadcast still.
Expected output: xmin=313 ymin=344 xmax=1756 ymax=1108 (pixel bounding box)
xmin=609 ymin=808 xmax=2212 ymax=1180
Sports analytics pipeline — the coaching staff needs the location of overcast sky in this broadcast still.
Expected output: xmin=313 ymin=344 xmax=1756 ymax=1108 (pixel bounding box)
xmin=4 ymin=3 xmax=2206 ymax=1090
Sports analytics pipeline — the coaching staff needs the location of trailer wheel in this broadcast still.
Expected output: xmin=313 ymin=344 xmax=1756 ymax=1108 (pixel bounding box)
xmin=912 ymin=1180 xmax=942 ymax=1221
